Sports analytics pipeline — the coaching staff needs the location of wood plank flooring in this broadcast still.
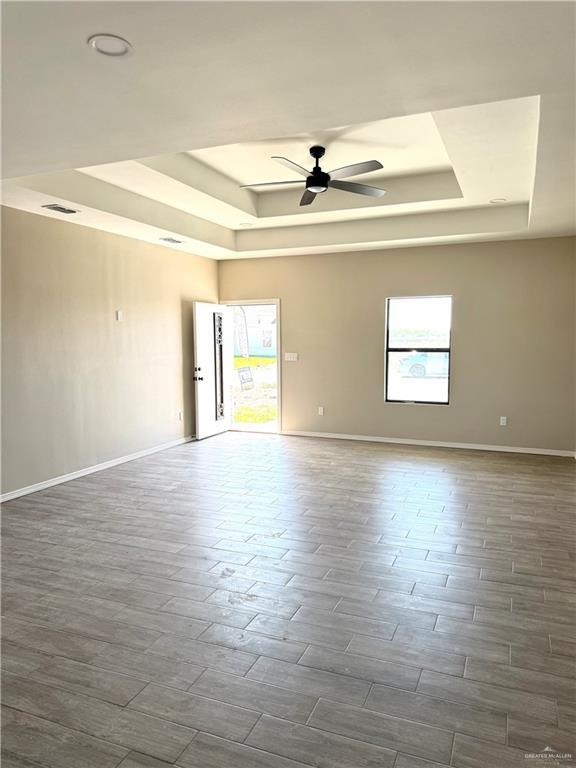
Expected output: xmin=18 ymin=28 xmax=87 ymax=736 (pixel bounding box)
xmin=2 ymin=432 xmax=576 ymax=767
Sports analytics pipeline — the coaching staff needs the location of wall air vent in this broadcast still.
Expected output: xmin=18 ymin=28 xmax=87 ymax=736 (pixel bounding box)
xmin=42 ymin=203 xmax=79 ymax=214
xmin=160 ymin=237 xmax=184 ymax=244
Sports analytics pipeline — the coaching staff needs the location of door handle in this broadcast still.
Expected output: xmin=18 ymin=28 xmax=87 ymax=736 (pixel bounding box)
xmin=193 ymin=376 xmax=204 ymax=381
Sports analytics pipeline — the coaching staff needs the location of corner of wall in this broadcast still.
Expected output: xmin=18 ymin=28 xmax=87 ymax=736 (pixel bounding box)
xmin=573 ymin=239 xmax=576 ymax=454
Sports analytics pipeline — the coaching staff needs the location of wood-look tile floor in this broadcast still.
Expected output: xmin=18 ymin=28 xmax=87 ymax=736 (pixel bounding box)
xmin=2 ymin=432 xmax=576 ymax=768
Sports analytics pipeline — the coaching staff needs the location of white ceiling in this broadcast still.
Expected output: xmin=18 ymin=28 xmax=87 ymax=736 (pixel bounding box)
xmin=187 ymin=113 xmax=451 ymax=184
xmin=2 ymin=1 xmax=575 ymax=259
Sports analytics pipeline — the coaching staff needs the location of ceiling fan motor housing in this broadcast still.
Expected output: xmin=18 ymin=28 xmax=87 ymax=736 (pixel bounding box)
xmin=306 ymin=169 xmax=330 ymax=193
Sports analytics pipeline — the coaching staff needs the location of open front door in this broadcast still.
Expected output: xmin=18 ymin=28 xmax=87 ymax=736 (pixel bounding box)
xmin=193 ymin=302 xmax=233 ymax=439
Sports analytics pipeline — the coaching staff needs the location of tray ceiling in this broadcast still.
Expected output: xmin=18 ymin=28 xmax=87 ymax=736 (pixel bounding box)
xmin=2 ymin=2 xmax=574 ymax=259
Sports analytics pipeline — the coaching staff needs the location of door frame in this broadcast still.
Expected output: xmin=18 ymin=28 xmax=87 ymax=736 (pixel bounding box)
xmin=225 ymin=299 xmax=282 ymax=433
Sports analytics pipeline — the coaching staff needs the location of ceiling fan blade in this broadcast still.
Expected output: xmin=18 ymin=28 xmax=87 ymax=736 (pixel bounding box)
xmin=331 ymin=138 xmax=407 ymax=150
xmin=250 ymin=132 xmax=405 ymax=150
xmin=300 ymin=189 xmax=316 ymax=206
xmin=271 ymin=156 xmax=310 ymax=177
xmin=328 ymin=160 xmax=383 ymax=180
xmin=315 ymin=125 xmax=407 ymax=149
xmin=330 ymin=179 xmax=386 ymax=198
xmin=240 ymin=180 xmax=302 ymax=188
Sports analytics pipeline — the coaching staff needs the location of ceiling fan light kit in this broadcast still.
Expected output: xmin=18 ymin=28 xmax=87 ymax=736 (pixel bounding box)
xmin=241 ymin=145 xmax=386 ymax=206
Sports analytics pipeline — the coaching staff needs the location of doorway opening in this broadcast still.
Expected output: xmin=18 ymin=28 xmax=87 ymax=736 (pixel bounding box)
xmin=230 ymin=301 xmax=279 ymax=433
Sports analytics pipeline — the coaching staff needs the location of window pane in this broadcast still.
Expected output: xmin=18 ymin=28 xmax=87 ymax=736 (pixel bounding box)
xmin=387 ymin=351 xmax=450 ymax=403
xmin=388 ymin=296 xmax=451 ymax=349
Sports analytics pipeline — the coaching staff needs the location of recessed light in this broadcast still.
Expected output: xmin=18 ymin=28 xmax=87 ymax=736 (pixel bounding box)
xmin=489 ymin=198 xmax=507 ymax=204
xmin=87 ymin=34 xmax=133 ymax=57
xmin=160 ymin=236 xmax=184 ymax=244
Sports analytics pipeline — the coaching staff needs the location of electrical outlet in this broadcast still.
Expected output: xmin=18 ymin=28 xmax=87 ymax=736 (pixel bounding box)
xmin=318 ymin=406 xmax=324 ymax=416
xmin=500 ymin=416 xmax=508 ymax=426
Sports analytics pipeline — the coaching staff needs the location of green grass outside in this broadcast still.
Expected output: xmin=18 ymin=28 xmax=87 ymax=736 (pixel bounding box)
xmin=234 ymin=356 xmax=276 ymax=369
xmin=234 ymin=404 xmax=278 ymax=423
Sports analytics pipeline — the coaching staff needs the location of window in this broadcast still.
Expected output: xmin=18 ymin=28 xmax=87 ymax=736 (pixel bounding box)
xmin=385 ymin=296 xmax=452 ymax=404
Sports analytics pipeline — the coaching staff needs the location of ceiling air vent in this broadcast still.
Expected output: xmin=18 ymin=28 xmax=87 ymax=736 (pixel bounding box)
xmin=160 ymin=237 xmax=183 ymax=244
xmin=42 ymin=203 xmax=79 ymax=215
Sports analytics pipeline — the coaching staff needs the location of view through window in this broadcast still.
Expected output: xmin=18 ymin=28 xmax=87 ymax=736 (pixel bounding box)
xmin=232 ymin=303 xmax=278 ymax=431
xmin=385 ymin=296 xmax=452 ymax=404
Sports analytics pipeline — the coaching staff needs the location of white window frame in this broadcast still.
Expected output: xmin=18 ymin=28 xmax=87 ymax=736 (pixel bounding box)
xmin=384 ymin=295 xmax=452 ymax=405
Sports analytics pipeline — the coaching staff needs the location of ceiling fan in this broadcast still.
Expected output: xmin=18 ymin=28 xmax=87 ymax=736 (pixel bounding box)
xmin=240 ymin=145 xmax=386 ymax=206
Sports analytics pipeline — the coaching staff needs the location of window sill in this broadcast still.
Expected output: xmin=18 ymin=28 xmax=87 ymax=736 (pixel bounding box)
xmin=384 ymin=400 xmax=450 ymax=406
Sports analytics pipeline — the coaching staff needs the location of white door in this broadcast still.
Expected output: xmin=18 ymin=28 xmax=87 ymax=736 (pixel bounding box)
xmin=193 ymin=302 xmax=233 ymax=439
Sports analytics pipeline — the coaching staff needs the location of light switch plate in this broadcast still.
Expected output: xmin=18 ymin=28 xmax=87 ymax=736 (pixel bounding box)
xmin=284 ymin=352 xmax=298 ymax=362
xmin=115 ymin=309 xmax=124 ymax=322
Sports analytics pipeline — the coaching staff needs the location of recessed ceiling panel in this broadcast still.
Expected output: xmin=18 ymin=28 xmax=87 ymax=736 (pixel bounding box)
xmin=188 ymin=113 xmax=452 ymax=186
xmin=0 ymin=93 xmax=567 ymax=258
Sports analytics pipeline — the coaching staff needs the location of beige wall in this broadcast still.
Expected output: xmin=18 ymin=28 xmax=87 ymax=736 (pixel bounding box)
xmin=2 ymin=209 xmax=574 ymax=499
xmin=1 ymin=207 xmax=218 ymax=494
xmin=220 ymin=237 xmax=576 ymax=452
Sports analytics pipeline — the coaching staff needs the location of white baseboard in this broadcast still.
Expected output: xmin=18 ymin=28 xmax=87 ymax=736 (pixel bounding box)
xmin=0 ymin=436 xmax=194 ymax=503
xmin=281 ymin=430 xmax=575 ymax=458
